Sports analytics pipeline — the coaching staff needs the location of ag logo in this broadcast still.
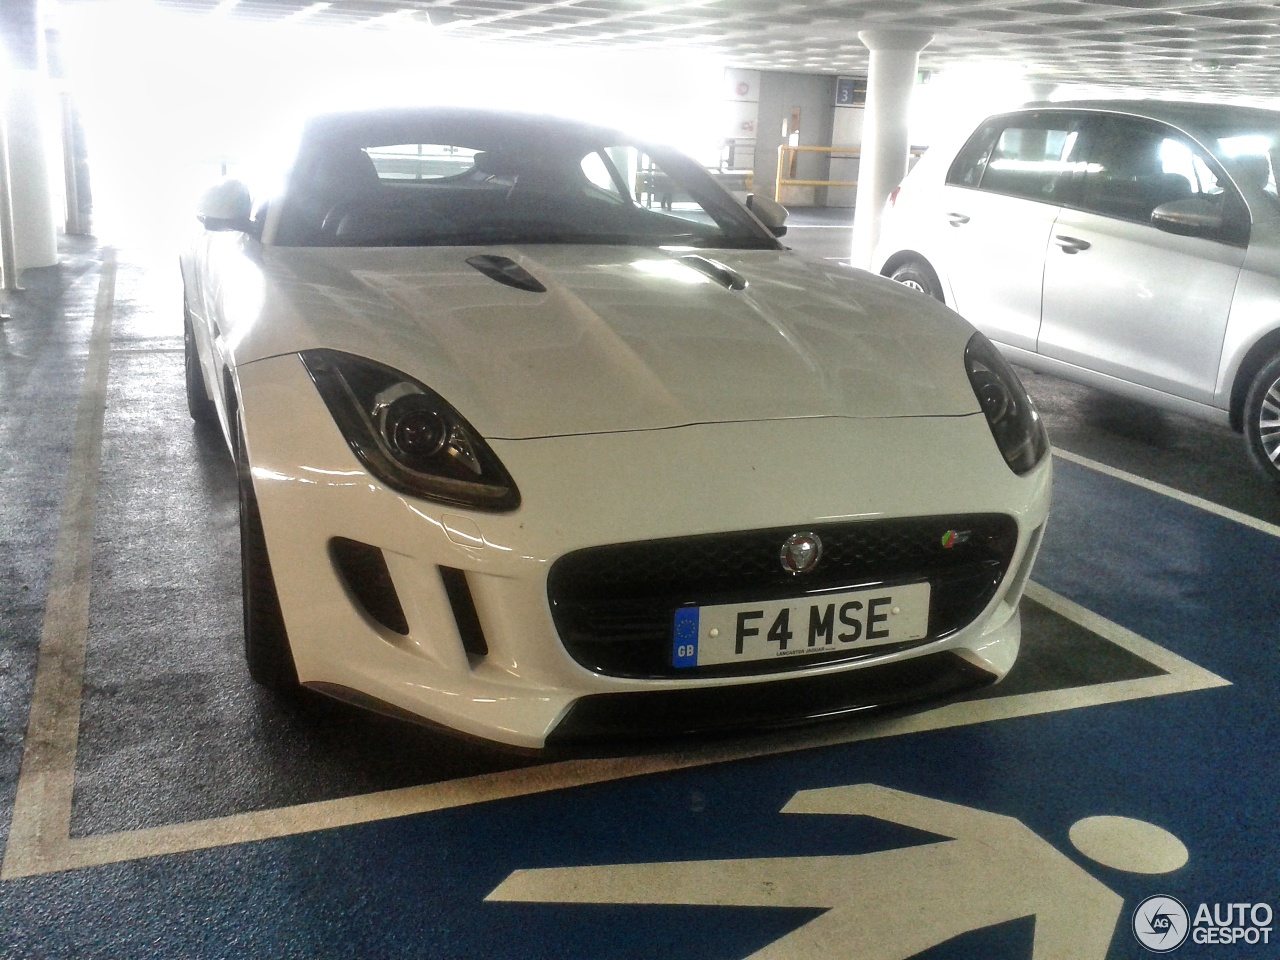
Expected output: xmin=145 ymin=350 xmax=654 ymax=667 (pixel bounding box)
xmin=1133 ymin=895 xmax=1190 ymax=952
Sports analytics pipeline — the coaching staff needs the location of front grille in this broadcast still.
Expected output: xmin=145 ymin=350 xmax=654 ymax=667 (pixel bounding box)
xmin=547 ymin=514 xmax=1018 ymax=679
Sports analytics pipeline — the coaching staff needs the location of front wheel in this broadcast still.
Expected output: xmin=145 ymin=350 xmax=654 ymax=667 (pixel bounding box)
xmin=237 ymin=417 xmax=299 ymax=690
xmin=1244 ymin=353 xmax=1280 ymax=486
xmin=184 ymin=301 xmax=218 ymax=425
xmin=888 ymin=260 xmax=944 ymax=303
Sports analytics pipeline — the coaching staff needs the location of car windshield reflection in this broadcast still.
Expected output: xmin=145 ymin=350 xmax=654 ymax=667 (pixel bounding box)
xmin=273 ymin=116 xmax=778 ymax=250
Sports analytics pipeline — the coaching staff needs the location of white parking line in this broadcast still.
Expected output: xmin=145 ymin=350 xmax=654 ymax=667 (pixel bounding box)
xmin=0 ymin=265 xmax=1231 ymax=878
xmin=1052 ymin=447 xmax=1280 ymax=540
xmin=3 ymin=250 xmax=116 ymax=881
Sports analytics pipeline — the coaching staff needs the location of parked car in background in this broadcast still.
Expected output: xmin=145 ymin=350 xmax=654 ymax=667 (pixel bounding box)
xmin=874 ymin=99 xmax=1280 ymax=486
xmin=180 ymin=107 xmax=1050 ymax=749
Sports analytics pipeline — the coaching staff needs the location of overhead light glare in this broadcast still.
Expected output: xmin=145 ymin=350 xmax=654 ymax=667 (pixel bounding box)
xmin=366 ymin=8 xmax=427 ymax=29
xmin=286 ymin=2 xmax=332 ymax=22
xmin=1189 ymin=59 xmax=1236 ymax=74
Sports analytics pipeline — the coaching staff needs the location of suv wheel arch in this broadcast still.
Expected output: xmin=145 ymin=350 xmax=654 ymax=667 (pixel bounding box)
xmin=1230 ymin=327 xmax=1280 ymax=433
xmin=882 ymin=253 xmax=946 ymax=304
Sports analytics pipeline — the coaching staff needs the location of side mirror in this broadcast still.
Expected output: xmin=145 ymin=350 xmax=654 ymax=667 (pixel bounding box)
xmin=746 ymin=193 xmax=789 ymax=237
xmin=1151 ymin=197 xmax=1224 ymax=238
xmin=197 ymin=179 xmax=253 ymax=232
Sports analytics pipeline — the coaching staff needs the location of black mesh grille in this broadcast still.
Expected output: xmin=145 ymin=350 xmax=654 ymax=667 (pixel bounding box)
xmin=547 ymin=514 xmax=1018 ymax=679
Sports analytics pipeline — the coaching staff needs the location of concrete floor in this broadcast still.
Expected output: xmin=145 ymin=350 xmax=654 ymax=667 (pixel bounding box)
xmin=1 ymin=228 xmax=1277 ymax=959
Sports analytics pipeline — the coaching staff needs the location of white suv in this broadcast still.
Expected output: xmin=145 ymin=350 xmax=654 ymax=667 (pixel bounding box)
xmin=873 ymin=99 xmax=1280 ymax=486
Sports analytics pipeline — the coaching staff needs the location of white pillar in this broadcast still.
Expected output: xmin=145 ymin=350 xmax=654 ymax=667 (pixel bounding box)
xmin=850 ymin=29 xmax=932 ymax=270
xmin=1 ymin=0 xmax=59 ymax=271
xmin=5 ymin=70 xmax=59 ymax=269
xmin=0 ymin=113 xmax=18 ymax=290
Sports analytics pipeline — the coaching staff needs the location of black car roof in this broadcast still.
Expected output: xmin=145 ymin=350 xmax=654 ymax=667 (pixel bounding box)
xmin=1014 ymin=98 xmax=1280 ymax=134
xmin=301 ymin=106 xmax=626 ymax=147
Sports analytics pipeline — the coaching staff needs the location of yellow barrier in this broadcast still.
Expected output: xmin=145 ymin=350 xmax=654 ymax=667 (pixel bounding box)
xmin=774 ymin=145 xmax=923 ymax=202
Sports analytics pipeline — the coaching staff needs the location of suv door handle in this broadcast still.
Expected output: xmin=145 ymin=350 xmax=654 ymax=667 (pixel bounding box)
xmin=946 ymin=213 xmax=970 ymax=226
xmin=1053 ymin=235 xmax=1091 ymax=254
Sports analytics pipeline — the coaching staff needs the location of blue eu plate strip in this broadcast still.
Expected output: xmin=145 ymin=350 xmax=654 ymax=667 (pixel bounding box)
xmin=672 ymin=607 xmax=700 ymax=668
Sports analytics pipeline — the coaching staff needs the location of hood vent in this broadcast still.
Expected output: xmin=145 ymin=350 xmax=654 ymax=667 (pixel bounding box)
xmin=678 ymin=255 xmax=748 ymax=291
xmin=466 ymin=255 xmax=547 ymax=293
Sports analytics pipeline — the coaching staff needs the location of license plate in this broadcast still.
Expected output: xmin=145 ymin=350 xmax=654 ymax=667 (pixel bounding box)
xmin=672 ymin=582 xmax=930 ymax=668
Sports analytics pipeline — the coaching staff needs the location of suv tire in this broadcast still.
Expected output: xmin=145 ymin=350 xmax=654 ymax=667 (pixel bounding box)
xmin=889 ymin=260 xmax=944 ymax=303
xmin=1244 ymin=352 xmax=1280 ymax=485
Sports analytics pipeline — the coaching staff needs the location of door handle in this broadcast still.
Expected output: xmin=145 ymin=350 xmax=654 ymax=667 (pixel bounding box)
xmin=1053 ymin=235 xmax=1091 ymax=254
xmin=946 ymin=213 xmax=970 ymax=227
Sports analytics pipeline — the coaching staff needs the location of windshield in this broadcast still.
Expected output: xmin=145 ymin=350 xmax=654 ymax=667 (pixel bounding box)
xmin=273 ymin=118 xmax=778 ymax=250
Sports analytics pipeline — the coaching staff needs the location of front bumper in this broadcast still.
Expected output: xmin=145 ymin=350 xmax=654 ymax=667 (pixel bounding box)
xmin=238 ymin=353 xmax=1052 ymax=748
xmin=547 ymin=651 xmax=996 ymax=745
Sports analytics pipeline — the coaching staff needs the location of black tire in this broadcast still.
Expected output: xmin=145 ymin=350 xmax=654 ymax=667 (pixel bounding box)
xmin=184 ymin=301 xmax=219 ymax=425
xmin=888 ymin=260 xmax=945 ymax=303
xmin=237 ymin=417 xmax=299 ymax=690
xmin=1243 ymin=353 xmax=1280 ymax=486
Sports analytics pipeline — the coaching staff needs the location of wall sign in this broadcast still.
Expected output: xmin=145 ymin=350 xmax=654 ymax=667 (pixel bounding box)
xmin=836 ymin=76 xmax=867 ymax=107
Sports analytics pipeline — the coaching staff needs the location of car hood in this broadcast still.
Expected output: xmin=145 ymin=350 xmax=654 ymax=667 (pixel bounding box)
xmin=232 ymin=245 xmax=980 ymax=439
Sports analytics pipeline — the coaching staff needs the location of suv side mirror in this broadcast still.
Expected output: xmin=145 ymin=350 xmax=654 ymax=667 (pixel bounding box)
xmin=746 ymin=194 xmax=789 ymax=237
xmin=1151 ymin=197 xmax=1224 ymax=238
xmin=197 ymin=179 xmax=253 ymax=232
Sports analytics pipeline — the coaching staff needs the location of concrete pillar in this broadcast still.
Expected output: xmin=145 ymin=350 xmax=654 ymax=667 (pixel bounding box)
xmin=1 ymin=0 xmax=59 ymax=271
xmin=850 ymin=29 xmax=932 ymax=270
xmin=48 ymin=28 xmax=89 ymax=236
xmin=0 ymin=113 xmax=18 ymax=290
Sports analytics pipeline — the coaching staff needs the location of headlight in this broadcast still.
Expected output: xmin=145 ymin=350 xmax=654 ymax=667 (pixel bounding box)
xmin=964 ymin=332 xmax=1049 ymax=475
xmin=301 ymin=349 xmax=520 ymax=511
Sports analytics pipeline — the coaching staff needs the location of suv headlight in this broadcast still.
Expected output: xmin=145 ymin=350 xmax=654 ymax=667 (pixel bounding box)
xmin=964 ymin=332 xmax=1049 ymax=475
xmin=301 ymin=349 xmax=520 ymax=511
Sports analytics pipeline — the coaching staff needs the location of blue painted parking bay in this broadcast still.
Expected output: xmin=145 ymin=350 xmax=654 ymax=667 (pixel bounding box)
xmin=1 ymin=249 xmax=1277 ymax=959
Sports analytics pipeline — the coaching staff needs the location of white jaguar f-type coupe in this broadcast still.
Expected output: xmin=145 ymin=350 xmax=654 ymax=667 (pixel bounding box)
xmin=180 ymin=107 xmax=1051 ymax=748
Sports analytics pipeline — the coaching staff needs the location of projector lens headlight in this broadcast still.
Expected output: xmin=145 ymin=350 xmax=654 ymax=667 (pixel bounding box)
xmin=301 ymin=349 xmax=520 ymax=511
xmin=965 ymin=332 xmax=1049 ymax=475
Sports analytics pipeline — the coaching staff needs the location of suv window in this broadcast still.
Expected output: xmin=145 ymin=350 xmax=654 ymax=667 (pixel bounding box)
xmin=946 ymin=120 xmax=1001 ymax=188
xmin=1079 ymin=116 xmax=1225 ymax=223
xmin=947 ymin=113 xmax=1086 ymax=203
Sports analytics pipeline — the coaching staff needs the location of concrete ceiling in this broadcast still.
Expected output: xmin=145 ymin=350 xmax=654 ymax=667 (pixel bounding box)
xmin=58 ymin=0 xmax=1280 ymax=98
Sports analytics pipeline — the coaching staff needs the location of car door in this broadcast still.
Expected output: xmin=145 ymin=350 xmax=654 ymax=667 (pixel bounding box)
xmin=936 ymin=111 xmax=1088 ymax=352
xmin=1038 ymin=114 xmax=1249 ymax=404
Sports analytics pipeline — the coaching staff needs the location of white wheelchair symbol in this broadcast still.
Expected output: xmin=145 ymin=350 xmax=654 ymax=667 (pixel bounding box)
xmin=488 ymin=783 xmax=1188 ymax=959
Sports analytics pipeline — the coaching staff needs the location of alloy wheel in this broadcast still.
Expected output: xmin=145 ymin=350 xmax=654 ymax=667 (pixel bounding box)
xmin=1258 ymin=376 xmax=1280 ymax=465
